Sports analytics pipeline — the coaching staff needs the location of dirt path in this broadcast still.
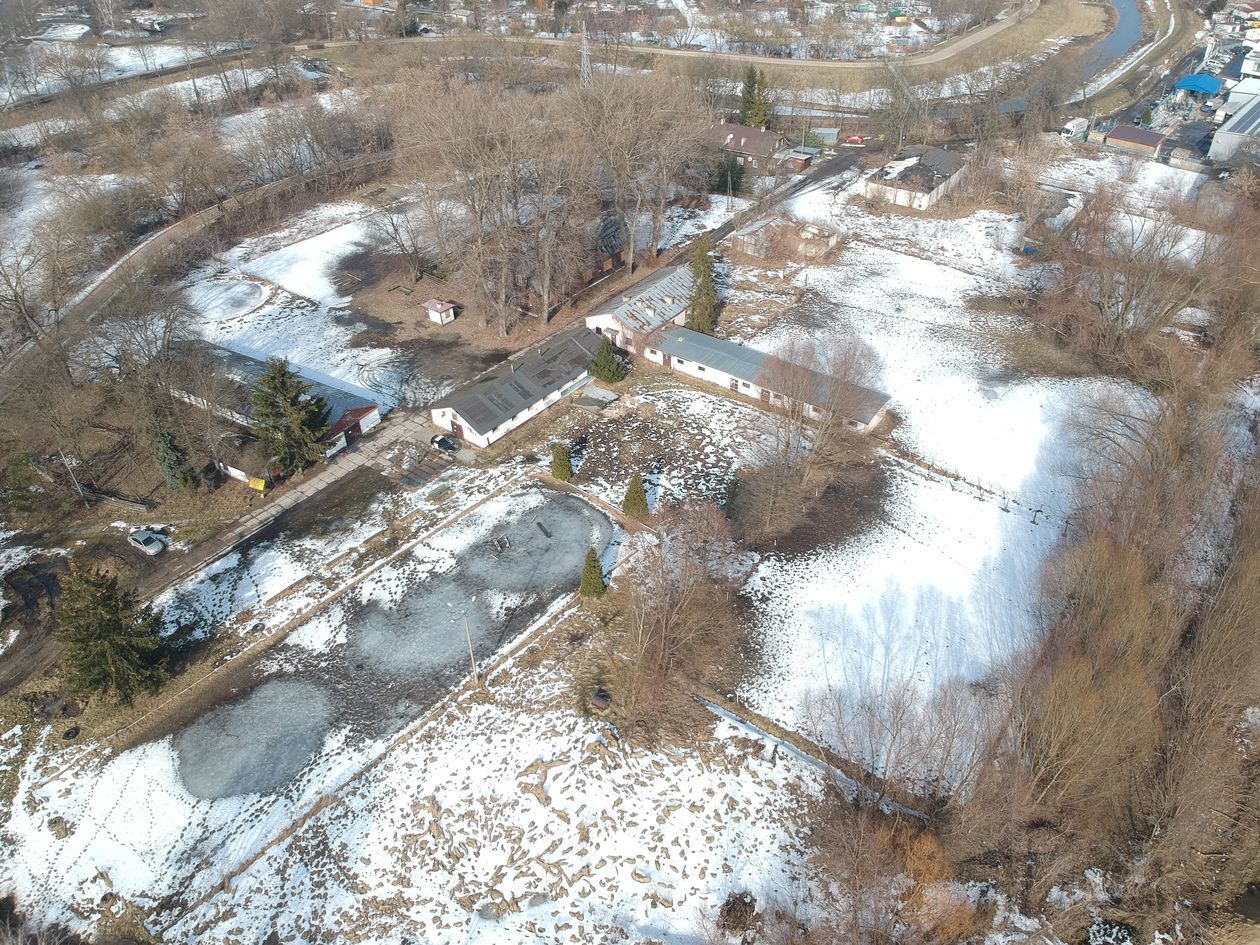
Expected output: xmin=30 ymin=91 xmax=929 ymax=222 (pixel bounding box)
xmin=301 ymin=1 xmax=1040 ymax=73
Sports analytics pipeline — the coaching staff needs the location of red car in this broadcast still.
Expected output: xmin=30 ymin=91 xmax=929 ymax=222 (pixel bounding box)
xmin=843 ymin=135 xmax=867 ymax=145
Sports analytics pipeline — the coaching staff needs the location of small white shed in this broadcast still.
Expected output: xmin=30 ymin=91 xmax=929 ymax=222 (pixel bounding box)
xmin=424 ymin=298 xmax=457 ymax=325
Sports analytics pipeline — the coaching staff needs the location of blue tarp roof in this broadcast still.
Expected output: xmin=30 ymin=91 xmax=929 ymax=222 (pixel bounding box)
xmin=1174 ymin=74 xmax=1224 ymax=95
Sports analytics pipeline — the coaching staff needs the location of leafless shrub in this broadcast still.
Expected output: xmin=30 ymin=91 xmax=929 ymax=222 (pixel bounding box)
xmin=598 ymin=500 xmax=742 ymax=723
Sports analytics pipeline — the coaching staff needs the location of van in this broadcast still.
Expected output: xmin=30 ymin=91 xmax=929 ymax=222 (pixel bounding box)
xmin=1059 ymin=117 xmax=1089 ymax=139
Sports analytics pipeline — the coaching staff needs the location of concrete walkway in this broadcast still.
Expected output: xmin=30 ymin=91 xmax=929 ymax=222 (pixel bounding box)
xmin=140 ymin=411 xmax=441 ymax=598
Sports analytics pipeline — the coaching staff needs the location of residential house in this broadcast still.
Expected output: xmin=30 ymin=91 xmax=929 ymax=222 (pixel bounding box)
xmin=1209 ymin=96 xmax=1260 ymax=161
xmin=641 ymin=327 xmax=890 ymax=433
xmin=1102 ymin=124 xmax=1168 ymax=159
xmin=863 ymin=146 xmax=969 ymax=211
xmin=584 ymin=265 xmax=692 ymax=353
xmin=172 ymin=342 xmax=385 ymax=479
xmin=423 ymin=298 xmax=457 ymax=325
xmin=429 ymin=326 xmax=603 ymax=447
xmin=711 ymin=122 xmax=791 ymax=174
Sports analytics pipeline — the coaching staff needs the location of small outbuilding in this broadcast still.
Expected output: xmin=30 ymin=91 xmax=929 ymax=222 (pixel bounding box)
xmin=424 ymin=298 xmax=457 ymax=325
xmin=1102 ymin=124 xmax=1167 ymax=159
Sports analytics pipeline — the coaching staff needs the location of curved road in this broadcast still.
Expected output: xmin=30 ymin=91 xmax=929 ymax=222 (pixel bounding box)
xmin=298 ymin=0 xmax=1042 ymax=72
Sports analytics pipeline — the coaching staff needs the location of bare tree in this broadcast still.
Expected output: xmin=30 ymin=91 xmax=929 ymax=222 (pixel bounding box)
xmin=368 ymin=204 xmax=433 ymax=283
xmin=604 ymin=500 xmax=741 ymax=718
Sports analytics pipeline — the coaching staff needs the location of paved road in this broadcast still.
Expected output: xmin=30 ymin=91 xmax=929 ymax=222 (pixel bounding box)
xmin=298 ymin=1 xmax=1040 ymax=73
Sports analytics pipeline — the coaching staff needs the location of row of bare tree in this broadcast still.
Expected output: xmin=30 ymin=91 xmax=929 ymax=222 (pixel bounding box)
xmin=376 ymin=69 xmax=715 ymax=335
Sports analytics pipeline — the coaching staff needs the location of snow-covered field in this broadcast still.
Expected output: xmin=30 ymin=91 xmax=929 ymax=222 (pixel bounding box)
xmin=732 ymin=156 xmax=1139 ymax=748
xmin=183 ymin=201 xmax=430 ymax=408
xmin=165 ymin=661 xmax=823 ymax=945
xmin=0 ymin=457 xmax=827 ymax=944
xmin=0 ymin=40 xmax=221 ymax=106
xmin=4 ymin=473 xmax=614 ymax=925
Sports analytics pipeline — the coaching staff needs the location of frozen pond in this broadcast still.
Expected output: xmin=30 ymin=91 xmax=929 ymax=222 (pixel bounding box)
xmin=352 ymin=492 xmax=612 ymax=676
xmin=173 ymin=487 xmax=611 ymax=799
xmin=174 ymin=679 xmax=335 ymax=799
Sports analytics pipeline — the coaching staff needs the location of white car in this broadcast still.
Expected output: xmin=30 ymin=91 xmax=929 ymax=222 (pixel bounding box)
xmin=127 ymin=529 xmax=166 ymax=556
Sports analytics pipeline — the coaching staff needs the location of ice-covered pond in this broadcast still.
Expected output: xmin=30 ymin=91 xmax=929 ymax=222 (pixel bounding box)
xmin=173 ymin=487 xmax=612 ymax=799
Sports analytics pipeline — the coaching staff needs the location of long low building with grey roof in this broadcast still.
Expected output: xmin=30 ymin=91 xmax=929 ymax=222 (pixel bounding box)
xmin=642 ymin=327 xmax=890 ymax=433
xmin=429 ymin=326 xmax=603 ymax=447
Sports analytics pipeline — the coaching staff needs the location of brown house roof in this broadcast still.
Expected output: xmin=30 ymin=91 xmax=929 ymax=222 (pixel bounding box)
xmin=711 ymin=122 xmax=788 ymax=160
xmin=1104 ymin=125 xmax=1167 ymax=151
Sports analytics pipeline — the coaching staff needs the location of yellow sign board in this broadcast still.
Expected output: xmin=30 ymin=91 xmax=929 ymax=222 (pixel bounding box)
xmin=248 ymin=477 xmax=267 ymax=493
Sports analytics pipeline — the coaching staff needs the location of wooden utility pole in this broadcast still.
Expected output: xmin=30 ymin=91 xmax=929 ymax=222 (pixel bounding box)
xmin=463 ymin=613 xmax=479 ymax=685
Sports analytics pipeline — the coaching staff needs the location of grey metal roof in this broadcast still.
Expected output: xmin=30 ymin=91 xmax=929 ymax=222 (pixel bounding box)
xmin=431 ymin=326 xmax=602 ymax=435
xmin=656 ymin=328 xmax=890 ymax=425
xmin=1220 ymin=95 xmax=1260 ymax=137
xmin=597 ymin=265 xmax=693 ymax=335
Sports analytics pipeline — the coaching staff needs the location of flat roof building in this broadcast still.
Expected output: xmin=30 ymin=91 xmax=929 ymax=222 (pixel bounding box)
xmin=1209 ymin=96 xmax=1260 ymax=161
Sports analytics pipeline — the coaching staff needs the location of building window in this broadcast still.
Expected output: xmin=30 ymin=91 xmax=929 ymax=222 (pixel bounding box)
xmin=741 ymin=381 xmax=751 ymax=388
xmin=648 ymin=348 xmax=657 ymax=356
xmin=696 ymin=365 xmax=706 ymax=372
xmin=675 ymin=359 xmax=686 ymax=366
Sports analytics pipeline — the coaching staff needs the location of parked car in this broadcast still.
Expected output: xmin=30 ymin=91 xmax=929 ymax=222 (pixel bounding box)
xmin=843 ymin=135 xmax=867 ymax=145
xmin=430 ymin=434 xmax=459 ymax=455
xmin=127 ymin=529 xmax=166 ymax=556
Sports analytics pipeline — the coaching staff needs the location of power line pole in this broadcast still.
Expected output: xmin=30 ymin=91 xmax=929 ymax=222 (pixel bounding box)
xmin=580 ymin=21 xmax=593 ymax=90
xmin=463 ymin=612 xmax=479 ymax=685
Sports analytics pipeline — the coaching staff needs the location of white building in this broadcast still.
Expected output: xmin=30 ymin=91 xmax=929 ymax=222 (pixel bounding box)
xmin=642 ymin=328 xmax=891 ymax=434
xmin=1209 ymin=96 xmax=1260 ymax=161
xmin=424 ymin=298 xmax=457 ymax=325
xmin=584 ymin=265 xmax=692 ymax=354
xmin=429 ymin=327 xmax=602 ymax=448
xmin=864 ymin=146 xmax=970 ymax=211
xmin=1220 ymin=77 xmax=1260 ymax=122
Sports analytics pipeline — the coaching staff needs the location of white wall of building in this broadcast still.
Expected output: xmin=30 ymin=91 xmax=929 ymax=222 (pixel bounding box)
xmin=642 ymin=344 xmax=885 ymax=433
xmin=863 ymin=163 xmax=969 ymax=211
xmin=585 ymin=312 xmax=687 ymax=353
xmin=430 ymin=374 xmax=589 ymax=448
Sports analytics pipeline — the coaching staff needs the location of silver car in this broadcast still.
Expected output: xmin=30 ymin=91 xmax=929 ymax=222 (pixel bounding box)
xmin=127 ymin=529 xmax=166 ymax=556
